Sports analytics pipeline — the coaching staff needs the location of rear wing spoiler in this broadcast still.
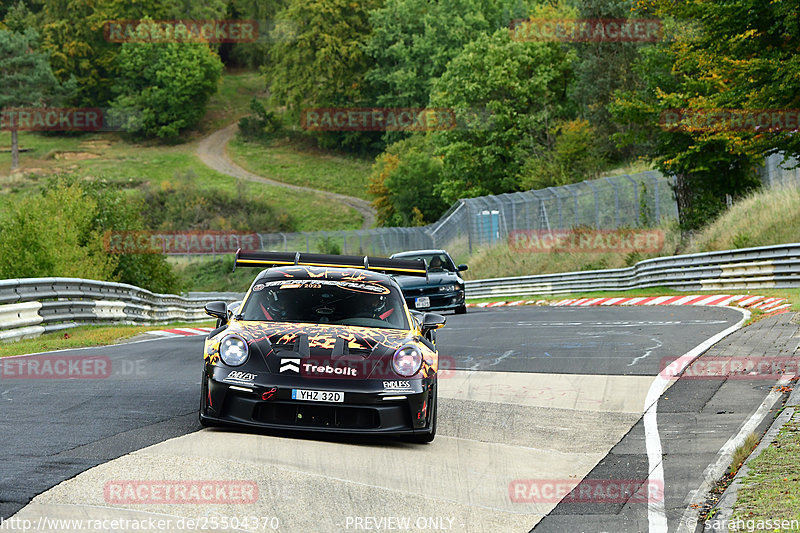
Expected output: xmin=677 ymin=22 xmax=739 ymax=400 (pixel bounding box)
xmin=233 ymin=250 xmax=428 ymax=278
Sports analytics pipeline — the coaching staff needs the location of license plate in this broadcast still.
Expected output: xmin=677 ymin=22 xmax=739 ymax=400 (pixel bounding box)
xmin=415 ymin=296 xmax=430 ymax=308
xmin=291 ymin=389 xmax=344 ymax=403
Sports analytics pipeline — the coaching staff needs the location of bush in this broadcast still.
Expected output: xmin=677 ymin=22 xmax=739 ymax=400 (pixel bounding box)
xmin=518 ymin=119 xmax=605 ymax=190
xmin=110 ymin=22 xmax=223 ymax=138
xmin=238 ymin=98 xmax=282 ymax=141
xmin=368 ymin=135 xmax=447 ymax=227
xmin=140 ymin=175 xmax=295 ymax=233
xmin=0 ymin=181 xmax=116 ymax=280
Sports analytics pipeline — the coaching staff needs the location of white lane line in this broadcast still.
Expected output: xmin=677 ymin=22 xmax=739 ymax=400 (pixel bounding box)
xmin=645 ymin=307 xmax=750 ymax=533
xmin=675 ymin=375 xmax=792 ymax=533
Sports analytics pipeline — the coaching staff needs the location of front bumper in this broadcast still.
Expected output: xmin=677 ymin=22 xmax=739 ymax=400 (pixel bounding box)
xmin=403 ymin=290 xmax=465 ymax=312
xmin=200 ymin=373 xmax=435 ymax=436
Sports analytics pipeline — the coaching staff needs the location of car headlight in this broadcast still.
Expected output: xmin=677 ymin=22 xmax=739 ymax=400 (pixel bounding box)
xmin=220 ymin=335 xmax=249 ymax=366
xmin=439 ymin=284 xmax=457 ymax=292
xmin=393 ymin=344 xmax=423 ymax=377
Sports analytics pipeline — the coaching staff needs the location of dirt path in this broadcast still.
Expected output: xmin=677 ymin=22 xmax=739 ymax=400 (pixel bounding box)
xmin=195 ymin=123 xmax=376 ymax=229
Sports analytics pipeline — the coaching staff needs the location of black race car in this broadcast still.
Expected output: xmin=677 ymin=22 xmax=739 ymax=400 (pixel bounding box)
xmin=390 ymin=249 xmax=468 ymax=314
xmin=199 ymin=251 xmax=445 ymax=443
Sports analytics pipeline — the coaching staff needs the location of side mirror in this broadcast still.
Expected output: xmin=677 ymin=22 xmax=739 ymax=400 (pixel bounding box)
xmin=421 ymin=312 xmax=446 ymax=333
xmin=204 ymin=301 xmax=228 ymax=321
xmin=457 ymin=264 xmax=469 ymax=272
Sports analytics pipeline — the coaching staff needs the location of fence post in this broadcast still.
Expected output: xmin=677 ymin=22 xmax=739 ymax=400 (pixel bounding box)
xmin=650 ymin=172 xmax=661 ymax=223
xmin=603 ymin=177 xmax=621 ymax=228
xmin=622 ymin=174 xmax=640 ymax=226
xmin=585 ymin=180 xmax=601 ymax=228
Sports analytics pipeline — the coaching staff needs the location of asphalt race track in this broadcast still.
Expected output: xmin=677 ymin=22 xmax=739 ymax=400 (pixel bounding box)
xmin=1 ymin=304 xmax=764 ymax=532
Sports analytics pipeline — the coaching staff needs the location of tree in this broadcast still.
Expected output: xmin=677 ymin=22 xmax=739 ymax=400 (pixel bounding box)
xmin=365 ymin=0 xmax=524 ymax=110
xmin=40 ymin=0 xmax=228 ymax=108
xmin=110 ymin=22 xmax=223 ymax=139
xmin=610 ymin=0 xmax=795 ymax=230
xmin=39 ymin=0 xmax=119 ymax=106
xmin=569 ymin=0 xmax=648 ymax=162
xmin=0 ymin=28 xmax=73 ymax=169
xmin=428 ymin=28 xmax=576 ymax=204
xmin=368 ymin=135 xmax=447 ymax=226
xmin=266 ymin=0 xmax=383 ymax=151
xmin=225 ymin=0 xmax=288 ymax=68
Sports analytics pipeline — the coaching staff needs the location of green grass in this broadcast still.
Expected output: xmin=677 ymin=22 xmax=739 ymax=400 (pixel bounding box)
xmin=172 ymin=256 xmax=256 ymax=292
xmin=463 ymin=223 xmax=683 ymax=281
xmin=227 ymin=136 xmax=374 ymax=200
xmin=197 ymin=70 xmax=266 ymax=135
xmin=0 ymin=71 xmax=364 ymax=232
xmin=0 ymin=131 xmax=361 ymax=232
xmin=688 ymin=186 xmax=800 ymax=253
xmin=0 ymin=320 xmax=215 ymax=357
xmin=731 ymin=412 xmax=800 ymax=525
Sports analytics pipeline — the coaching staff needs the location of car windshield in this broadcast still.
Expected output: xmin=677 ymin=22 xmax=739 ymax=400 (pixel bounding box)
xmin=396 ymin=253 xmax=455 ymax=272
xmin=239 ymin=278 xmax=409 ymax=330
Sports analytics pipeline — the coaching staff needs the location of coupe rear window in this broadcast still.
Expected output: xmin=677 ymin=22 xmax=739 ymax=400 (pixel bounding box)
xmin=239 ymin=279 xmax=409 ymax=330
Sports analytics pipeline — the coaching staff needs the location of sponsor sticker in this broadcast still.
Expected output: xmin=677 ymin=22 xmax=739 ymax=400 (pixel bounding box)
xmin=223 ymin=371 xmax=257 ymax=385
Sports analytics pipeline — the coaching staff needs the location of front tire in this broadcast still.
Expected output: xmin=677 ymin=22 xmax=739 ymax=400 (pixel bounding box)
xmin=454 ymin=304 xmax=467 ymax=315
xmin=410 ymin=386 xmax=437 ymax=444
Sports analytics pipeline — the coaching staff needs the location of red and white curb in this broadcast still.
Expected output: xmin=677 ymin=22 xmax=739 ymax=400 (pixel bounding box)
xmin=146 ymin=326 xmax=215 ymax=337
xmin=468 ymin=294 xmax=792 ymax=314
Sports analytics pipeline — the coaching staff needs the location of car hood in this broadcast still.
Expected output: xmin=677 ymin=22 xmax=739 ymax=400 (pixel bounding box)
xmin=227 ymin=321 xmax=413 ymax=356
xmin=395 ymin=271 xmax=463 ymax=289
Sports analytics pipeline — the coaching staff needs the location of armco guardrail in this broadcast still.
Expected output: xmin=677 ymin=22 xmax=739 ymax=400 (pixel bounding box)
xmin=3 ymin=243 xmax=798 ymax=342
xmin=0 ymin=278 xmax=243 ymax=342
xmin=465 ymin=243 xmax=800 ymax=298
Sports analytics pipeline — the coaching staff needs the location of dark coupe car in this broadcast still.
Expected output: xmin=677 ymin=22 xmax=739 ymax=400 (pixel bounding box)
xmin=390 ymin=249 xmax=468 ymax=314
xmin=199 ymin=251 xmax=446 ymax=443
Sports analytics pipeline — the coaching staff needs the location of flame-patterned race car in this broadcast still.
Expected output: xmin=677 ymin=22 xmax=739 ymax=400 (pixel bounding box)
xmin=199 ymin=251 xmax=446 ymax=443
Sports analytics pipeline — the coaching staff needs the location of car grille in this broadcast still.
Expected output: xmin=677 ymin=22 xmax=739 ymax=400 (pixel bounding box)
xmin=254 ymin=402 xmax=380 ymax=429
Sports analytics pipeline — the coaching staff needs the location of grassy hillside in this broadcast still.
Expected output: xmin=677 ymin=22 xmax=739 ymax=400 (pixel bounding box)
xmin=0 ymin=71 xmax=368 ymax=233
xmin=227 ymin=136 xmax=373 ymax=200
xmin=687 ymin=186 xmax=800 ymax=252
xmin=464 ymin=184 xmax=800 ymax=281
xmin=463 ymin=223 xmax=682 ymax=280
